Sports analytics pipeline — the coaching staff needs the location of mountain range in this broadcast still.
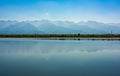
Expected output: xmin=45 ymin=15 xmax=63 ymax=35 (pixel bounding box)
xmin=0 ymin=20 xmax=120 ymax=34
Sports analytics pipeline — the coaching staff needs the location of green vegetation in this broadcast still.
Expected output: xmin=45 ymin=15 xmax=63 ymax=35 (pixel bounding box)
xmin=0 ymin=34 xmax=120 ymax=38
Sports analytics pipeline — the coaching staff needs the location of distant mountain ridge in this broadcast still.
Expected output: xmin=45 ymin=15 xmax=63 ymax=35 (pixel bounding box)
xmin=0 ymin=20 xmax=120 ymax=34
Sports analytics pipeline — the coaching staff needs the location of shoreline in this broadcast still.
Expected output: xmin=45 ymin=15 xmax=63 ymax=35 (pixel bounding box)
xmin=0 ymin=37 xmax=120 ymax=40
xmin=0 ymin=34 xmax=120 ymax=40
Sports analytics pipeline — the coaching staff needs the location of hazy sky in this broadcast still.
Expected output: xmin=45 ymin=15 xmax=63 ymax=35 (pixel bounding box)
xmin=0 ymin=0 xmax=120 ymax=23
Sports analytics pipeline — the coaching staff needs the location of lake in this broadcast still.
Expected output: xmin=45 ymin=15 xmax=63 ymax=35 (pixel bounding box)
xmin=0 ymin=38 xmax=120 ymax=76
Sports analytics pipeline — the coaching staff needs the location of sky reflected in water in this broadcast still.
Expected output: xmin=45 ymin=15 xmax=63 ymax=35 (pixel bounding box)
xmin=0 ymin=38 xmax=120 ymax=76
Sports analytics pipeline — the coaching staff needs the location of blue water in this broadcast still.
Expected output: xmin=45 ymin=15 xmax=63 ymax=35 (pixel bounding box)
xmin=0 ymin=38 xmax=120 ymax=76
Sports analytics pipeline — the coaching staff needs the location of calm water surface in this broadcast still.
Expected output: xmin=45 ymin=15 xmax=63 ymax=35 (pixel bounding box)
xmin=0 ymin=38 xmax=120 ymax=76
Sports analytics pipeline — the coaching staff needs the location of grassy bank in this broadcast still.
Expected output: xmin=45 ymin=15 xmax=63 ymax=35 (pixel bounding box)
xmin=0 ymin=34 xmax=120 ymax=38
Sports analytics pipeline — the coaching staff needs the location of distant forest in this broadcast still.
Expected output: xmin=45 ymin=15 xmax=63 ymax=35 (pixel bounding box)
xmin=0 ymin=34 xmax=120 ymax=38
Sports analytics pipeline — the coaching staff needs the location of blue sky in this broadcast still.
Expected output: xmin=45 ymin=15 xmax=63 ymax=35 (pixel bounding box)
xmin=0 ymin=0 xmax=120 ymax=23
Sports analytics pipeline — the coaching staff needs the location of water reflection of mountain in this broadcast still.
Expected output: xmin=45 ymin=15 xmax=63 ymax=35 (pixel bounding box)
xmin=0 ymin=39 xmax=120 ymax=55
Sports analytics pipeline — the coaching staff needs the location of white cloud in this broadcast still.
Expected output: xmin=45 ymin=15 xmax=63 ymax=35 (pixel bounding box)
xmin=45 ymin=12 xmax=49 ymax=16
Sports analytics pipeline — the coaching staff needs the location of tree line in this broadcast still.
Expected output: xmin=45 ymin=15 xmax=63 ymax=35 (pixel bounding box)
xmin=0 ymin=34 xmax=120 ymax=38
